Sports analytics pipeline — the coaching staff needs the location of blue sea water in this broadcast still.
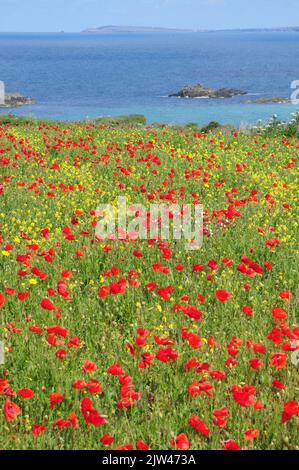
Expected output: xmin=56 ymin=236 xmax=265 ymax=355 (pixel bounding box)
xmin=0 ymin=31 xmax=299 ymax=124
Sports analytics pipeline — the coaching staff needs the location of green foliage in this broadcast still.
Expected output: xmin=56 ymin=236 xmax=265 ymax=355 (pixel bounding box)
xmin=254 ymin=112 xmax=299 ymax=137
xmin=200 ymin=121 xmax=222 ymax=133
xmin=185 ymin=122 xmax=200 ymax=131
xmin=0 ymin=115 xmax=35 ymax=125
xmin=93 ymin=114 xmax=147 ymax=127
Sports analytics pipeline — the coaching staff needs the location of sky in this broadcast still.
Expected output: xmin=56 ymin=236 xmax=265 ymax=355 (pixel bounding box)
xmin=0 ymin=0 xmax=298 ymax=32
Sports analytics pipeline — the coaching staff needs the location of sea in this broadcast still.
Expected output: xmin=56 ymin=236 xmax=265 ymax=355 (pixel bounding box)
xmin=0 ymin=31 xmax=299 ymax=125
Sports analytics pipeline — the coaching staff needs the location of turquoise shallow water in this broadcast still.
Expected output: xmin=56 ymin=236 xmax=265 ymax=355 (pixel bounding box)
xmin=8 ymin=101 xmax=299 ymax=126
xmin=0 ymin=31 xmax=299 ymax=124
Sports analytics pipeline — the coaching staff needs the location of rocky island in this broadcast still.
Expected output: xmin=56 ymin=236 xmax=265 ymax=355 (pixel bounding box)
xmin=169 ymin=83 xmax=246 ymax=98
xmin=244 ymin=96 xmax=290 ymax=104
xmin=0 ymin=92 xmax=35 ymax=107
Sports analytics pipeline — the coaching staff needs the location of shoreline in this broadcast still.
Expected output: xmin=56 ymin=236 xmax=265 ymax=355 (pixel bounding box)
xmin=1 ymin=111 xmax=298 ymax=138
xmin=1 ymin=100 xmax=298 ymax=126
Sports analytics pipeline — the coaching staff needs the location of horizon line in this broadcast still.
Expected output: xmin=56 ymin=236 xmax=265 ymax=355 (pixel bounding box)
xmin=0 ymin=24 xmax=299 ymax=34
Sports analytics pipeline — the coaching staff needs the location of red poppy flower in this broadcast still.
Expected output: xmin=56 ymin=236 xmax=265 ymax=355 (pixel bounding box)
xmin=269 ymin=352 xmax=287 ymax=370
xmin=18 ymin=291 xmax=29 ymax=301
xmin=110 ymin=278 xmax=127 ymax=295
xmin=188 ymin=379 xmax=213 ymax=397
xmin=18 ymin=388 xmax=34 ymax=399
xmin=100 ymin=434 xmax=114 ymax=445
xmin=115 ymin=444 xmax=134 ymax=450
xmin=264 ymin=260 xmax=273 ymax=270
xmin=221 ymin=439 xmax=241 ymax=450
xmin=69 ymin=411 xmax=79 ymax=428
xmin=81 ymin=397 xmax=107 ymax=427
xmin=244 ymin=429 xmax=260 ymax=440
xmin=4 ymin=399 xmax=21 ymax=421
xmin=5 ymin=288 xmax=14 ymax=296
xmin=242 ymin=306 xmax=253 ymax=316
xmin=170 ymin=433 xmax=190 ymax=450
xmin=29 ymin=325 xmax=43 ymax=334
xmin=98 ymin=286 xmax=110 ymax=298
xmin=61 ymin=270 xmax=72 ymax=279
xmin=175 ymin=263 xmax=184 ymax=271
xmin=136 ymin=439 xmax=150 ymax=450
xmin=197 ymin=294 xmax=205 ymax=302
xmin=282 ymin=401 xmax=299 ymax=423
xmin=133 ymin=250 xmax=143 ymax=258
xmin=232 ymin=384 xmax=256 ymax=407
xmin=266 ymin=238 xmax=280 ymax=248
xmin=54 ymin=418 xmax=70 ymax=429
xmin=154 ymin=335 xmax=174 ymax=346
xmin=72 ymin=379 xmax=87 ymax=390
xmin=87 ymin=379 xmax=102 ymax=394
xmin=0 ymin=292 xmax=5 ymax=308
xmin=272 ymin=379 xmax=285 ymax=390
xmin=184 ymin=304 xmax=203 ymax=321
xmin=193 ymin=264 xmax=204 ymax=272
xmin=157 ymin=286 xmax=174 ymax=300
xmin=32 ymin=423 xmax=46 ymax=436
xmin=208 ymin=259 xmax=218 ymax=270
xmin=249 ymin=358 xmax=263 ymax=369
xmin=82 ymin=360 xmax=98 ymax=373
xmin=55 ymin=349 xmax=67 ymax=359
xmin=40 ymin=297 xmax=56 ymax=311
xmin=145 ymin=282 xmax=156 ymax=291
xmin=272 ymin=307 xmax=288 ymax=320
xmin=107 ymin=363 xmax=125 ymax=375
xmin=254 ymin=400 xmax=264 ymax=410
xmin=213 ymin=407 xmax=229 ymax=419
xmin=49 ymin=392 xmax=64 ymax=409
xmin=279 ymin=291 xmax=293 ymax=300
xmin=156 ymin=347 xmax=178 ymax=362
xmin=222 ymin=257 xmax=233 ymax=266
xmin=0 ymin=379 xmax=9 ymax=395
xmin=188 ymin=415 xmax=210 ymax=437
xmin=215 ymin=290 xmax=231 ymax=301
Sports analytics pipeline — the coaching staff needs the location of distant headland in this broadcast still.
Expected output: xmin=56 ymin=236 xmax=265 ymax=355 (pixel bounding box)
xmin=82 ymin=25 xmax=196 ymax=33
xmin=82 ymin=25 xmax=299 ymax=34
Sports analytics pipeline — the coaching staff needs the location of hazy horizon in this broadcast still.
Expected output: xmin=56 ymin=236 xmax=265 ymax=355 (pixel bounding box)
xmin=0 ymin=0 xmax=298 ymax=33
xmin=1 ymin=24 xmax=299 ymax=34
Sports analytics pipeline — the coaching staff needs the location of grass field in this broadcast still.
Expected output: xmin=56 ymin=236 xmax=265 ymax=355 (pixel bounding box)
xmin=0 ymin=118 xmax=298 ymax=450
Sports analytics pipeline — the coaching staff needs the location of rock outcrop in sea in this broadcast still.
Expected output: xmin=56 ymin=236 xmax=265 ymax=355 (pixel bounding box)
xmin=0 ymin=93 xmax=35 ymax=107
xmin=244 ymin=96 xmax=290 ymax=104
xmin=169 ymin=83 xmax=246 ymax=98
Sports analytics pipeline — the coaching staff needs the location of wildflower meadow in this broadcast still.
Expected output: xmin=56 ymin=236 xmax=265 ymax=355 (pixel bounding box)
xmin=0 ymin=119 xmax=298 ymax=450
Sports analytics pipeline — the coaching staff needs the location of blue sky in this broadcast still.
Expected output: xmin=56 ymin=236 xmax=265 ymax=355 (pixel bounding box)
xmin=1 ymin=0 xmax=298 ymax=32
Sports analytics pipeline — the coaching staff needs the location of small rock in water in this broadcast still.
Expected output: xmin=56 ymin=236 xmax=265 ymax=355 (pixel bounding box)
xmin=244 ymin=96 xmax=290 ymax=104
xmin=1 ymin=92 xmax=35 ymax=107
xmin=169 ymin=83 xmax=246 ymax=98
